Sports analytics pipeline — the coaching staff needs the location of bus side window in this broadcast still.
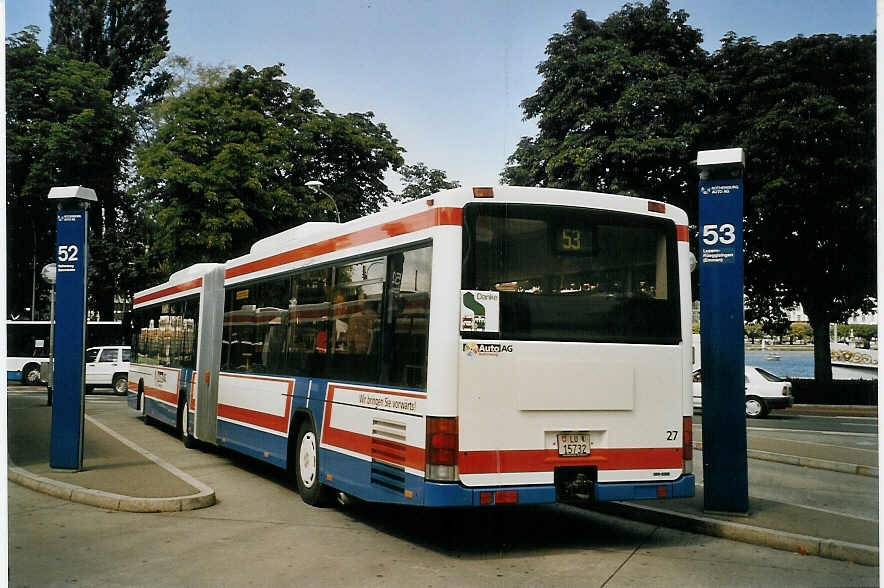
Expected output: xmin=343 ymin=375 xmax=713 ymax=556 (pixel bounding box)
xmin=381 ymin=245 xmax=432 ymax=389
xmin=289 ymin=269 xmax=332 ymax=378
xmin=328 ymin=258 xmax=385 ymax=383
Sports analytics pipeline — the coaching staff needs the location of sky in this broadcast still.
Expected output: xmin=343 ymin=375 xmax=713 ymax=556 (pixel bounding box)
xmin=6 ymin=0 xmax=877 ymax=192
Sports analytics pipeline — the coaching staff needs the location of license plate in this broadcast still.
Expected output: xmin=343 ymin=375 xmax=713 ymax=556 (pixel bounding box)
xmin=557 ymin=432 xmax=589 ymax=457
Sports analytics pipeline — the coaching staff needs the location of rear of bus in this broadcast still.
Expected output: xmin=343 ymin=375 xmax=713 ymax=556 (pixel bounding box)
xmin=426 ymin=188 xmax=694 ymax=506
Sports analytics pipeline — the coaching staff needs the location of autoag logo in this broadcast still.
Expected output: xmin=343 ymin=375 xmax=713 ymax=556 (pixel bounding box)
xmin=462 ymin=342 xmax=514 ymax=357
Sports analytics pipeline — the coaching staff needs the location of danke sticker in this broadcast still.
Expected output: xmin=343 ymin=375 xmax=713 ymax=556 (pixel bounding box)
xmin=460 ymin=290 xmax=500 ymax=333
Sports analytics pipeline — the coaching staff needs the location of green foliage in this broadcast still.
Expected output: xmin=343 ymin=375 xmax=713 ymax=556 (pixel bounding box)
xmin=710 ymin=33 xmax=876 ymax=381
xmin=502 ymin=1 xmax=710 ymax=218
xmin=744 ymin=322 xmax=763 ymax=342
xmin=50 ymin=0 xmax=171 ymax=104
xmin=506 ymin=4 xmax=875 ymax=383
xmin=46 ymin=0 xmax=171 ymax=318
xmin=789 ymin=322 xmax=811 ymax=341
xmin=397 ymin=162 xmax=461 ymax=201
xmin=6 ymin=27 xmax=119 ymax=318
xmin=135 ymin=64 xmax=404 ymax=272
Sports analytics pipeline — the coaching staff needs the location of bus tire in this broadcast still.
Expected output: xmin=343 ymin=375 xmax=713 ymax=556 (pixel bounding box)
xmin=22 ymin=363 xmax=41 ymax=385
xmin=295 ymin=420 xmax=331 ymax=507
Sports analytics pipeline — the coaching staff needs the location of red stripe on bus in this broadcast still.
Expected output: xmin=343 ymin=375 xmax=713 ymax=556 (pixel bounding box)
xmin=143 ymin=384 xmax=179 ymax=405
xmin=216 ymin=376 xmax=294 ymax=433
xmin=226 ymin=207 xmax=463 ymax=279
xmin=677 ymin=225 xmax=689 ymax=242
xmin=321 ymin=426 xmax=425 ymax=471
xmin=217 ymin=404 xmax=290 ymax=433
xmin=134 ymin=277 xmax=203 ymax=305
xmin=458 ymin=447 xmax=683 ymax=474
xmin=320 ymin=384 xmax=427 ymax=471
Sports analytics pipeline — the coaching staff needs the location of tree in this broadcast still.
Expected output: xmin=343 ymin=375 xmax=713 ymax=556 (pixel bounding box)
xmin=505 ymin=3 xmax=875 ymax=384
xmin=6 ymin=27 xmax=118 ymax=318
xmin=397 ymin=162 xmax=461 ymax=201
xmin=49 ymin=0 xmax=171 ymax=318
xmin=789 ymin=322 xmax=811 ymax=344
xmin=744 ymin=323 xmax=763 ymax=344
xmin=135 ymin=64 xmax=404 ymax=272
xmin=502 ymin=2 xmax=710 ymax=218
xmin=708 ymin=33 xmax=876 ymax=383
xmin=50 ymin=0 xmax=171 ymax=103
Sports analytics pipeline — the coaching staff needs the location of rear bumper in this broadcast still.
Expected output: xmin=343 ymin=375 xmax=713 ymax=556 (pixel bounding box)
xmin=423 ymin=474 xmax=695 ymax=507
xmin=766 ymin=396 xmax=793 ymax=410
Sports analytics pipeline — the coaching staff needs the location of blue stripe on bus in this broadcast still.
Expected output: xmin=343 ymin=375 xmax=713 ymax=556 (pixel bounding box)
xmin=217 ymin=419 xmax=288 ymax=469
xmin=595 ymin=474 xmax=695 ymax=501
xmin=421 ymin=475 xmax=695 ymax=507
xmin=8 ymin=371 xmax=21 ymax=380
xmin=321 ymin=448 xmax=425 ymax=506
xmin=144 ymin=396 xmax=177 ymax=428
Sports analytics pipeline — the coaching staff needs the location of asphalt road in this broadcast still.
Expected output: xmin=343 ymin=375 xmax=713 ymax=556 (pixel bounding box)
xmin=695 ymin=410 xmax=878 ymax=452
xmin=6 ymin=390 xmax=880 ymax=586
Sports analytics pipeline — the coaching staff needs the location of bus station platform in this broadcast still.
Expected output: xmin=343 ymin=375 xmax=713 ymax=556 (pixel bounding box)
xmin=7 ymin=389 xmax=215 ymax=512
xmin=6 ymin=389 xmax=877 ymax=565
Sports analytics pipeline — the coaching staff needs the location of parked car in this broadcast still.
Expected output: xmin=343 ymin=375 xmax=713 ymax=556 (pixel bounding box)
xmin=85 ymin=346 xmax=130 ymax=394
xmin=692 ymin=365 xmax=793 ymax=418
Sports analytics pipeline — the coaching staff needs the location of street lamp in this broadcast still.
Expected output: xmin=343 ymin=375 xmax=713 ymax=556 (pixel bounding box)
xmin=304 ymin=180 xmax=341 ymax=223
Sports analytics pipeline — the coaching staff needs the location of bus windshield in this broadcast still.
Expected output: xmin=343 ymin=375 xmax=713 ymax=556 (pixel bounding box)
xmin=461 ymin=203 xmax=681 ymax=344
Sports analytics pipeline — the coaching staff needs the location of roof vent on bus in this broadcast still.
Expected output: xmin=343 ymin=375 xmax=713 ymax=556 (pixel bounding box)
xmin=249 ymin=222 xmax=339 ymax=255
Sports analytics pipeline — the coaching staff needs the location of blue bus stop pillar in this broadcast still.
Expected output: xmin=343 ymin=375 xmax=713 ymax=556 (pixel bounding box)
xmin=48 ymin=186 xmax=96 ymax=470
xmin=697 ymin=148 xmax=749 ymax=514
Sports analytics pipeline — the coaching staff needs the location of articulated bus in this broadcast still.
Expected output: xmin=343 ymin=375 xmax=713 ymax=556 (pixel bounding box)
xmin=129 ymin=186 xmax=695 ymax=507
xmin=8 ymin=320 xmax=124 ymax=384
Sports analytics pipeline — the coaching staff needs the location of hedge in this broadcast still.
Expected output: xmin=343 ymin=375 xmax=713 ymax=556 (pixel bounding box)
xmin=787 ymin=378 xmax=878 ymax=405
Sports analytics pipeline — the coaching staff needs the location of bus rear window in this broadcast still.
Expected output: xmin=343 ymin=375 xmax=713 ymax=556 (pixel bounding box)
xmin=461 ymin=203 xmax=681 ymax=344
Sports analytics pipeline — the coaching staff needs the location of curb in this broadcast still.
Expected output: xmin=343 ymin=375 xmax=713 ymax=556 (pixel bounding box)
xmin=693 ymin=441 xmax=878 ymax=478
xmin=8 ymin=415 xmax=216 ymax=513
xmin=593 ymin=501 xmax=879 ymax=567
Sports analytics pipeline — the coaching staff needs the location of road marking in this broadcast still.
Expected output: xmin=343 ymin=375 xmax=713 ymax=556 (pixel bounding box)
xmin=743 ymin=435 xmax=879 ymax=454
xmin=696 ymin=424 xmax=877 ymax=438
xmin=794 ymin=415 xmax=878 ymax=422
xmin=745 ymin=426 xmax=877 ymax=438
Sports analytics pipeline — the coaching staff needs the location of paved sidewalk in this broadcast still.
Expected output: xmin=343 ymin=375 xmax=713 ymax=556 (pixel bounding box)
xmin=7 ymin=391 xmax=215 ymax=512
xmin=6 ymin=389 xmax=878 ymax=566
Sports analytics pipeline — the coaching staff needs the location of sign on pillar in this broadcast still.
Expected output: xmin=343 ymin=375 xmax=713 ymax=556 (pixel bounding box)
xmin=48 ymin=186 xmax=96 ymax=470
xmin=697 ymin=148 xmax=749 ymax=514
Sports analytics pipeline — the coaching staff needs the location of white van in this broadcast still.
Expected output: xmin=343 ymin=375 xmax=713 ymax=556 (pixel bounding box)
xmin=84 ymin=346 xmax=130 ymax=394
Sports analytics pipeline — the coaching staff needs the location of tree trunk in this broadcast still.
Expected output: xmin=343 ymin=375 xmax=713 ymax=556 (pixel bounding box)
xmin=808 ymin=315 xmax=833 ymax=385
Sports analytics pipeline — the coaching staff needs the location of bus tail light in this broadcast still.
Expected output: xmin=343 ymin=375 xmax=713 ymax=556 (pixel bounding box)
xmin=426 ymin=416 xmax=458 ymax=481
xmin=682 ymin=416 xmax=693 ymax=474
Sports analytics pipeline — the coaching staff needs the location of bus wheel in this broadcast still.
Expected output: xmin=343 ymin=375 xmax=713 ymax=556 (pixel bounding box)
xmin=295 ymin=420 xmax=331 ymax=507
xmin=22 ymin=364 xmax=41 ymax=385
xmin=178 ymin=396 xmax=196 ymax=448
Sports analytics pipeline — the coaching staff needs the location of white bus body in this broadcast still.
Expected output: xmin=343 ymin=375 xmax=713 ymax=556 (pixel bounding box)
xmin=130 ymin=186 xmax=694 ymax=506
xmin=8 ymin=320 xmax=123 ymax=384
